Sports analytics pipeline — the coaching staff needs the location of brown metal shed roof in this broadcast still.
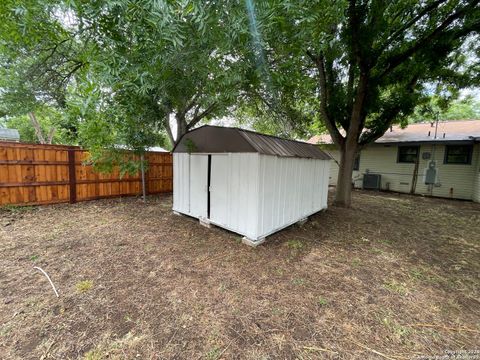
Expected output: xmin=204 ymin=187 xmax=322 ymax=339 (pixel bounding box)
xmin=173 ymin=125 xmax=331 ymax=160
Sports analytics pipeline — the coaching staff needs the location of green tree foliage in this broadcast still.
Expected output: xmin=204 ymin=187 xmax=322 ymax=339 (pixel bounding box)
xmin=71 ymin=0 xmax=246 ymax=147
xmin=0 ymin=105 xmax=75 ymax=143
xmin=239 ymin=0 xmax=480 ymax=206
xmin=0 ymin=0 xmax=88 ymax=143
xmin=411 ymin=95 xmax=480 ymax=122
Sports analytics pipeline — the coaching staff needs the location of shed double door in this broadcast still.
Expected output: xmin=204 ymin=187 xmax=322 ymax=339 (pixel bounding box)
xmin=189 ymin=154 xmax=228 ymax=225
xmin=209 ymin=154 xmax=228 ymax=226
xmin=189 ymin=154 xmax=208 ymax=218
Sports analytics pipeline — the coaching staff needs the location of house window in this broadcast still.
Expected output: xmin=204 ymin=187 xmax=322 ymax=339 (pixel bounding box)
xmin=444 ymin=145 xmax=472 ymax=165
xmin=353 ymin=153 xmax=360 ymax=171
xmin=397 ymin=146 xmax=419 ymax=163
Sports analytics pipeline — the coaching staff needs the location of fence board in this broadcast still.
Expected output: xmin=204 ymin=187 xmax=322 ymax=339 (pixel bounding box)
xmin=0 ymin=142 xmax=173 ymax=206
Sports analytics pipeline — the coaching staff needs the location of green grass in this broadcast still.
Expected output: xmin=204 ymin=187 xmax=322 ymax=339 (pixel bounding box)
xmin=84 ymin=349 xmax=103 ymax=360
xmin=286 ymin=239 xmax=304 ymax=250
xmin=351 ymin=258 xmax=362 ymax=267
xmin=383 ymin=279 xmax=408 ymax=295
xmin=292 ymin=278 xmax=306 ymax=286
xmin=317 ymin=297 xmax=328 ymax=306
xmin=205 ymin=346 xmax=221 ymax=360
xmin=0 ymin=204 xmax=36 ymax=213
xmin=76 ymin=280 xmax=94 ymax=293
xmin=380 ymin=315 xmax=412 ymax=340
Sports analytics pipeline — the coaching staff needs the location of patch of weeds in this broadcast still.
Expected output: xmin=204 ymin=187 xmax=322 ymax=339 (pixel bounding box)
xmin=0 ymin=204 xmax=36 ymax=213
xmin=205 ymin=346 xmax=221 ymax=360
xmin=29 ymin=255 xmax=39 ymax=262
xmin=271 ymin=307 xmax=282 ymax=315
xmin=379 ymin=238 xmax=393 ymax=245
xmin=409 ymin=267 xmax=443 ymax=285
xmin=84 ymin=332 xmax=144 ymax=359
xmin=370 ymin=247 xmax=384 ymax=255
xmin=84 ymin=349 xmax=103 ymax=360
xmin=317 ymin=297 xmax=328 ymax=306
xmin=143 ymin=244 xmax=154 ymax=253
xmin=286 ymin=239 xmax=304 ymax=250
xmin=0 ymin=324 xmax=12 ymax=337
xmin=76 ymin=280 xmax=94 ymax=293
xmin=275 ymin=268 xmax=284 ymax=276
xmin=351 ymin=258 xmax=362 ymax=267
xmin=292 ymin=278 xmax=306 ymax=286
xmin=409 ymin=267 xmax=425 ymax=280
xmin=217 ymin=283 xmax=227 ymax=292
xmin=383 ymin=279 xmax=408 ymax=295
xmin=381 ymin=316 xmax=411 ymax=340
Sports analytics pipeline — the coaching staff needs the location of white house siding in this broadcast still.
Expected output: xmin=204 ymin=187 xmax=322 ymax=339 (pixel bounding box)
xmin=256 ymin=155 xmax=329 ymax=239
xmin=321 ymin=147 xmax=360 ymax=186
xmin=413 ymin=144 xmax=479 ymax=200
xmin=324 ymin=143 xmax=480 ymax=201
xmin=473 ymin=147 xmax=480 ymax=203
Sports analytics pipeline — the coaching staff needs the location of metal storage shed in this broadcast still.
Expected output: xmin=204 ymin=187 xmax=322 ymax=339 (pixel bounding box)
xmin=172 ymin=125 xmax=331 ymax=246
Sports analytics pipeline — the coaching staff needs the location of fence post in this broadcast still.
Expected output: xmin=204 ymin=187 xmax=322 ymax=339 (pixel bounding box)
xmin=140 ymin=153 xmax=146 ymax=202
xmin=68 ymin=147 xmax=77 ymax=203
xmin=145 ymin=153 xmax=150 ymax=195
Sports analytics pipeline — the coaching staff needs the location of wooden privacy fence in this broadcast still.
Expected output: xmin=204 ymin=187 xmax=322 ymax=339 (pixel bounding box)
xmin=0 ymin=141 xmax=173 ymax=206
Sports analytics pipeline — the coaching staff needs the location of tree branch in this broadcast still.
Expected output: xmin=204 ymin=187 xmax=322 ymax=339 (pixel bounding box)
xmin=164 ymin=113 xmax=175 ymax=147
xmin=359 ymin=76 xmax=419 ymax=146
xmin=378 ymin=0 xmax=448 ymax=54
xmin=306 ymin=50 xmax=344 ymax=147
xmin=186 ymin=102 xmax=217 ymax=130
xmin=181 ymin=92 xmax=202 ymax=119
xmin=28 ymin=112 xmax=46 ymax=144
xmin=377 ymin=0 xmax=479 ymax=80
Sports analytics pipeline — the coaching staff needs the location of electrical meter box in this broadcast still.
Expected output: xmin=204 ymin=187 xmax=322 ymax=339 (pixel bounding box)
xmin=424 ymin=161 xmax=437 ymax=185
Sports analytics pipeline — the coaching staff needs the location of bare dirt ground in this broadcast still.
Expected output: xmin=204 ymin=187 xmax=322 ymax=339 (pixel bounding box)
xmin=1 ymin=189 xmax=479 ymax=359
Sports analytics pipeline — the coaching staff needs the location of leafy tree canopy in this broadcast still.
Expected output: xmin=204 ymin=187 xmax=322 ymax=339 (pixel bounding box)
xmin=410 ymin=95 xmax=480 ymax=122
xmin=236 ymin=0 xmax=479 ymax=206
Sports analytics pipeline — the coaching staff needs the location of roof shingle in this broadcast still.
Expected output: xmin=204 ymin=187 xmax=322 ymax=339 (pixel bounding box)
xmin=308 ymin=120 xmax=480 ymax=145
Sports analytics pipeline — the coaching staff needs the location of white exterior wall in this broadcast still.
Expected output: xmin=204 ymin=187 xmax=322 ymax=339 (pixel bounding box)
xmin=322 ymin=148 xmax=360 ymax=186
xmin=256 ymin=155 xmax=330 ymax=239
xmin=325 ymin=143 xmax=480 ymax=201
xmin=173 ymin=152 xmax=331 ymax=241
xmin=208 ymin=153 xmax=260 ymax=240
xmin=473 ymin=146 xmax=480 ymax=203
xmin=173 ymin=153 xmax=190 ymax=213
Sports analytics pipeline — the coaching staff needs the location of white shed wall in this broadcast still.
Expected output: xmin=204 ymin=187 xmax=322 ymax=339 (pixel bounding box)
xmin=174 ymin=152 xmax=331 ymax=241
xmin=256 ymin=155 xmax=330 ymax=239
xmin=208 ymin=153 xmax=260 ymax=239
xmin=173 ymin=153 xmax=190 ymax=214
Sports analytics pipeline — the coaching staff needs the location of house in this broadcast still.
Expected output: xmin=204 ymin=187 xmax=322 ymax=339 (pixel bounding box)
xmin=0 ymin=128 xmax=20 ymax=142
xmin=172 ymin=125 xmax=331 ymax=246
xmin=308 ymin=120 xmax=480 ymax=203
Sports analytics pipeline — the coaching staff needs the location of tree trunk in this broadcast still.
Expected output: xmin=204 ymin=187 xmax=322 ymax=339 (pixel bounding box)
xmin=28 ymin=112 xmax=46 ymax=144
xmin=165 ymin=113 xmax=175 ymax=149
xmin=175 ymin=114 xmax=188 ymax=146
xmin=334 ymin=142 xmax=358 ymax=207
